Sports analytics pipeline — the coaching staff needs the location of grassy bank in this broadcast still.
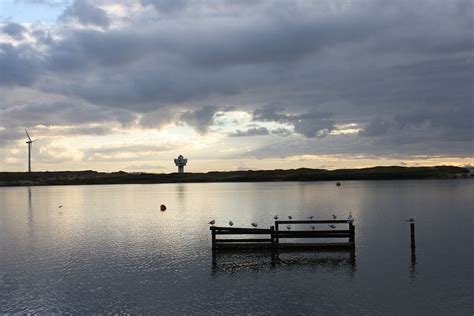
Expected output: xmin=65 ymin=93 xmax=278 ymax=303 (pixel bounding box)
xmin=0 ymin=166 xmax=470 ymax=186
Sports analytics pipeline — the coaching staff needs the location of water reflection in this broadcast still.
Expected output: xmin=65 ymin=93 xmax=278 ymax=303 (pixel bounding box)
xmin=410 ymin=244 xmax=417 ymax=282
xmin=176 ymin=183 xmax=186 ymax=197
xmin=409 ymin=222 xmax=417 ymax=282
xmin=27 ymin=187 xmax=34 ymax=239
xmin=211 ymin=249 xmax=356 ymax=275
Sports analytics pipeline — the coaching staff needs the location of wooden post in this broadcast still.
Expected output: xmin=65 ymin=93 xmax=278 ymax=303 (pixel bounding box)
xmin=410 ymin=223 xmax=416 ymax=249
xmin=270 ymin=226 xmax=275 ymax=247
xmin=349 ymin=222 xmax=355 ymax=248
xmin=211 ymin=227 xmax=216 ymax=250
xmin=275 ymin=222 xmax=279 ymax=245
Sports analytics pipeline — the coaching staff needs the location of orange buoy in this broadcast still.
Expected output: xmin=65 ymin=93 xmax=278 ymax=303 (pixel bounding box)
xmin=336 ymin=182 xmax=341 ymax=187
xmin=160 ymin=204 xmax=167 ymax=211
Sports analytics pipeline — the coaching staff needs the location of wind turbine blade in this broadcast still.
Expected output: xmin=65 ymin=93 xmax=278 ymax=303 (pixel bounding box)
xmin=32 ymin=139 xmax=38 ymax=142
xmin=25 ymin=129 xmax=32 ymax=141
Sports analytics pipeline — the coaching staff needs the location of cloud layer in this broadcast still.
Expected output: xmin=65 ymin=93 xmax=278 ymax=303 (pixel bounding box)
xmin=0 ymin=0 xmax=472 ymax=171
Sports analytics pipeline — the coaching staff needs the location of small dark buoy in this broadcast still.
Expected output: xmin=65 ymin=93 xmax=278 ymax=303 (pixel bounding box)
xmin=160 ymin=204 xmax=167 ymax=211
xmin=336 ymin=182 xmax=341 ymax=187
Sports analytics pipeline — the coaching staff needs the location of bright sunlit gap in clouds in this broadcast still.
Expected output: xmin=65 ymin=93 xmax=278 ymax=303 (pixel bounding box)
xmin=1 ymin=0 xmax=473 ymax=172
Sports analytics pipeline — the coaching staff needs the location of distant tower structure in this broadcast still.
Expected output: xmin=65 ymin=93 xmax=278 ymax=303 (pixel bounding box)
xmin=174 ymin=155 xmax=188 ymax=173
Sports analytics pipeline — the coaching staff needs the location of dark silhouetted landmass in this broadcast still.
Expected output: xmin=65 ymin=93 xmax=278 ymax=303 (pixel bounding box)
xmin=0 ymin=166 xmax=470 ymax=186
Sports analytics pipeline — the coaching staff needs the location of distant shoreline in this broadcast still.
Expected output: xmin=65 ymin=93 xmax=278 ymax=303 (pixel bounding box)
xmin=0 ymin=166 xmax=470 ymax=187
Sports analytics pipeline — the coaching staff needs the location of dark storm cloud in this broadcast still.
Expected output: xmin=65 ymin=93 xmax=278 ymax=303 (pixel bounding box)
xmin=178 ymin=105 xmax=218 ymax=133
xmin=1 ymin=0 xmax=473 ymax=158
xmin=45 ymin=28 xmax=147 ymax=72
xmin=2 ymin=22 xmax=28 ymax=40
xmin=229 ymin=127 xmax=269 ymax=137
xmin=0 ymin=43 xmax=41 ymax=86
xmin=0 ymin=101 xmax=136 ymax=127
xmin=59 ymin=0 xmax=110 ymax=28
xmin=253 ymin=104 xmax=335 ymax=138
xmin=140 ymin=0 xmax=187 ymax=14
xmin=359 ymin=118 xmax=392 ymax=137
xmin=271 ymin=128 xmax=292 ymax=137
xmin=355 ymin=57 xmax=474 ymax=144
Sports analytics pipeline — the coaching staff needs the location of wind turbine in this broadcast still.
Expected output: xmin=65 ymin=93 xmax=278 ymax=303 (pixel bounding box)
xmin=25 ymin=129 xmax=38 ymax=172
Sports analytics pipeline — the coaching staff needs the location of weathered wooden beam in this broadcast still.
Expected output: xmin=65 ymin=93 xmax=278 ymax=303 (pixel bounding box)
xmin=213 ymin=230 xmax=272 ymax=235
xmin=276 ymin=230 xmax=349 ymax=235
xmin=275 ymin=220 xmax=350 ymax=224
xmin=211 ymin=226 xmax=272 ymax=233
xmin=276 ymin=233 xmax=350 ymax=239
xmin=216 ymin=238 xmax=272 ymax=243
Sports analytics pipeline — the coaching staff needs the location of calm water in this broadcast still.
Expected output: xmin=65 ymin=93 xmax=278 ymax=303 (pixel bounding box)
xmin=0 ymin=180 xmax=472 ymax=314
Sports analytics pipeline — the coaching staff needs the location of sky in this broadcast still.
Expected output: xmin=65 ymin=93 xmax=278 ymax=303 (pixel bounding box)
xmin=0 ymin=0 xmax=473 ymax=173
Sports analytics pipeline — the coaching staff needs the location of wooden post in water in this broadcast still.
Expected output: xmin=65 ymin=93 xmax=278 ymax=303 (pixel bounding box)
xmin=275 ymin=222 xmax=279 ymax=245
xmin=211 ymin=227 xmax=216 ymax=250
xmin=270 ymin=226 xmax=275 ymax=247
xmin=410 ymin=223 xmax=416 ymax=249
xmin=349 ymin=222 xmax=355 ymax=248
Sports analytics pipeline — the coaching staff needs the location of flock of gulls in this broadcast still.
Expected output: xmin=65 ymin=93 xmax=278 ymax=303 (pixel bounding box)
xmin=209 ymin=212 xmax=355 ymax=230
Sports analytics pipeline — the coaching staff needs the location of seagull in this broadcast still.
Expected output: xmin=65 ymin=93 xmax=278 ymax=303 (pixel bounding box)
xmin=274 ymin=215 xmax=279 ymax=220
xmin=287 ymin=225 xmax=291 ymax=230
xmin=406 ymin=217 xmax=415 ymax=223
xmin=58 ymin=205 xmax=63 ymax=208
xmin=208 ymin=219 xmax=216 ymax=225
xmin=251 ymin=223 xmax=258 ymax=228
xmin=328 ymin=224 xmax=337 ymax=229
xmin=229 ymin=220 xmax=234 ymax=226
xmin=332 ymin=214 xmax=337 ymax=219
xmin=307 ymin=215 xmax=314 ymax=220
xmin=311 ymin=226 xmax=316 ymax=230
xmin=288 ymin=216 xmax=293 ymax=220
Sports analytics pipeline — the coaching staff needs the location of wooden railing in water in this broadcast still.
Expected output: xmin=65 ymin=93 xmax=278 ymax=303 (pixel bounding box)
xmin=210 ymin=220 xmax=355 ymax=250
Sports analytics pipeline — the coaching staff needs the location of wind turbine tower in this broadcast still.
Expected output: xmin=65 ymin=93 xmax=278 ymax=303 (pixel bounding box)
xmin=174 ymin=155 xmax=188 ymax=173
xmin=25 ymin=129 xmax=37 ymax=173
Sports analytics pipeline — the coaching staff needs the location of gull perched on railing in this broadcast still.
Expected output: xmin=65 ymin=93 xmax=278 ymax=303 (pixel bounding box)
xmin=332 ymin=214 xmax=337 ymax=219
xmin=347 ymin=212 xmax=354 ymax=223
xmin=251 ymin=223 xmax=258 ymax=228
xmin=229 ymin=220 xmax=234 ymax=226
xmin=288 ymin=215 xmax=293 ymax=220
xmin=328 ymin=224 xmax=337 ymax=229
xmin=208 ymin=219 xmax=216 ymax=226
xmin=274 ymin=215 xmax=279 ymax=220
xmin=406 ymin=217 xmax=415 ymax=222
xmin=287 ymin=225 xmax=291 ymax=230
xmin=307 ymin=215 xmax=314 ymax=220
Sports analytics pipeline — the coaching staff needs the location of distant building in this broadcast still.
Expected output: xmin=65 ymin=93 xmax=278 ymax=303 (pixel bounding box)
xmin=174 ymin=155 xmax=188 ymax=173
